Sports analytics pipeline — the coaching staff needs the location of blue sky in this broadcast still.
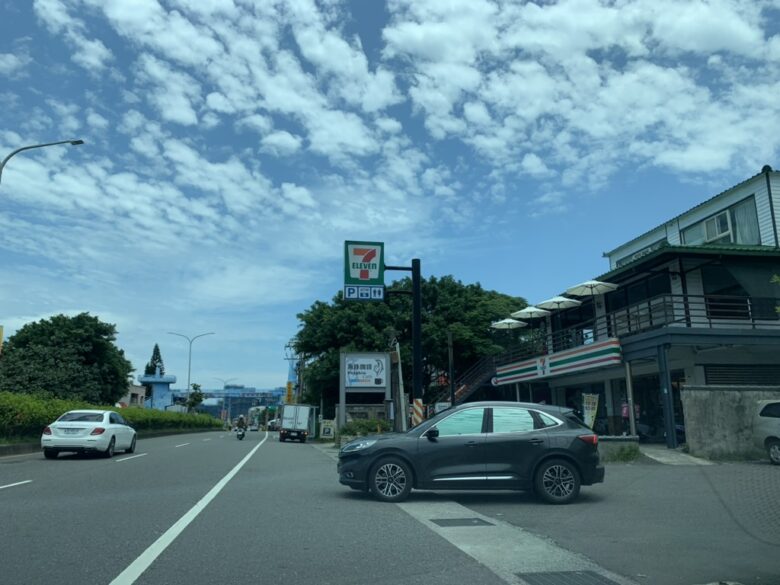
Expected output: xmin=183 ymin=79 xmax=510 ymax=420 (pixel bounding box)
xmin=2 ymin=0 xmax=780 ymax=389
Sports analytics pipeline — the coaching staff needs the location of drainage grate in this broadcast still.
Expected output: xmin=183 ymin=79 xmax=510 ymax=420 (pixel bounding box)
xmin=430 ymin=517 xmax=494 ymax=527
xmin=516 ymin=571 xmax=621 ymax=585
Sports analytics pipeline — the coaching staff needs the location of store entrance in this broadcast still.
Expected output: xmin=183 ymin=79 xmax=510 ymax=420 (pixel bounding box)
xmin=615 ymin=370 xmax=685 ymax=443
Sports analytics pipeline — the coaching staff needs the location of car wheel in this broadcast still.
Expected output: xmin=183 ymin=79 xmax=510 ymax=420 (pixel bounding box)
xmin=104 ymin=437 xmax=116 ymax=458
xmin=126 ymin=436 xmax=136 ymax=454
xmin=768 ymin=439 xmax=780 ymax=465
xmin=369 ymin=457 xmax=412 ymax=503
xmin=534 ymin=458 xmax=581 ymax=505
xmin=280 ymin=436 xmax=285 ymax=442
xmin=43 ymin=449 xmax=58 ymax=460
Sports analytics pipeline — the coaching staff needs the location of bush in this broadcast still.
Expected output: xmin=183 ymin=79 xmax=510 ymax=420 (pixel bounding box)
xmin=0 ymin=392 xmax=221 ymax=438
xmin=340 ymin=418 xmax=391 ymax=437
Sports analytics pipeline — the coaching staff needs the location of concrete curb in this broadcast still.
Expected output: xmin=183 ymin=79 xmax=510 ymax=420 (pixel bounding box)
xmin=0 ymin=428 xmax=222 ymax=459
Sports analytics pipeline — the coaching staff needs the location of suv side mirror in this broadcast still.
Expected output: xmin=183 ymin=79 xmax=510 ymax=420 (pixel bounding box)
xmin=425 ymin=427 xmax=439 ymax=440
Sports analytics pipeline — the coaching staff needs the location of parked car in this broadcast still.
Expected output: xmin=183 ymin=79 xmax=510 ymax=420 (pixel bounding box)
xmin=337 ymin=401 xmax=604 ymax=504
xmin=754 ymin=400 xmax=780 ymax=465
xmin=41 ymin=410 xmax=137 ymax=459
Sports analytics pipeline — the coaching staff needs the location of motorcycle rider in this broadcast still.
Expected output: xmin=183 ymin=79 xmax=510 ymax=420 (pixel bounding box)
xmin=235 ymin=414 xmax=247 ymax=432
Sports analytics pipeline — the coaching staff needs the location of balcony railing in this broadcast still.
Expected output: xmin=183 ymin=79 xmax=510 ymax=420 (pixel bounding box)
xmin=495 ymin=293 xmax=780 ymax=367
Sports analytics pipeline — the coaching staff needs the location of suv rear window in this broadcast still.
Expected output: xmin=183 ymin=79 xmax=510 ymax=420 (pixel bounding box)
xmin=759 ymin=402 xmax=780 ymax=418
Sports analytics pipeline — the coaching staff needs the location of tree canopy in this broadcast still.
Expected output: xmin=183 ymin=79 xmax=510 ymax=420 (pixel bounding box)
xmin=0 ymin=313 xmax=134 ymax=404
xmin=295 ymin=275 xmax=526 ymax=413
xmin=144 ymin=343 xmax=165 ymax=376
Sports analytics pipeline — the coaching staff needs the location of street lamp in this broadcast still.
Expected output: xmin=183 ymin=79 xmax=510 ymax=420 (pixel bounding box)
xmin=0 ymin=139 xmax=85 ymax=185
xmin=167 ymin=331 xmax=215 ymax=403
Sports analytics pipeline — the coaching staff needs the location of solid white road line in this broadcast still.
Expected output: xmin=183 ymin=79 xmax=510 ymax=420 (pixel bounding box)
xmin=398 ymin=501 xmax=639 ymax=585
xmin=0 ymin=480 xmax=32 ymax=490
xmin=115 ymin=453 xmax=148 ymax=463
xmin=109 ymin=431 xmax=269 ymax=585
xmin=174 ymin=443 xmax=190 ymax=448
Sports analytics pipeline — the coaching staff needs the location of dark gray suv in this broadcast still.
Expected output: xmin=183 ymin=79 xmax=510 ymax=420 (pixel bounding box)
xmin=337 ymin=401 xmax=604 ymax=504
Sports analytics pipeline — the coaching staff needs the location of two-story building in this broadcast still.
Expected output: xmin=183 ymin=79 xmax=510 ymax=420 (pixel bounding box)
xmin=457 ymin=166 xmax=780 ymax=448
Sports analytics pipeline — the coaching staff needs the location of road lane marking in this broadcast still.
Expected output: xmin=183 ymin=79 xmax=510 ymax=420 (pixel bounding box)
xmin=0 ymin=480 xmax=32 ymax=490
xmin=398 ymin=501 xmax=638 ymax=585
xmin=115 ymin=453 xmax=148 ymax=463
xmin=175 ymin=443 xmax=190 ymax=448
xmin=202 ymin=438 xmax=211 ymax=442
xmin=109 ymin=431 xmax=269 ymax=585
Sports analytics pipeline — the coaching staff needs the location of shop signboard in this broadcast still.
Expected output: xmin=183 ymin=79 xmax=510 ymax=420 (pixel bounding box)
xmin=494 ymin=339 xmax=622 ymax=385
xmin=344 ymin=241 xmax=385 ymax=301
xmin=582 ymin=393 xmax=600 ymax=429
xmin=345 ymin=354 xmax=388 ymax=390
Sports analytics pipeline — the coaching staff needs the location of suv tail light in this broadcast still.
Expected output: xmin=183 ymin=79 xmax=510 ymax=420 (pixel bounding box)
xmin=90 ymin=427 xmax=106 ymax=435
xmin=43 ymin=426 xmax=52 ymax=435
xmin=578 ymin=434 xmax=598 ymax=446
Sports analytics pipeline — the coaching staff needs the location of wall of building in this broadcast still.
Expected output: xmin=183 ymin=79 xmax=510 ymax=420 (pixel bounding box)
xmin=770 ymin=173 xmax=780 ymax=245
xmin=681 ymin=385 xmax=780 ymax=459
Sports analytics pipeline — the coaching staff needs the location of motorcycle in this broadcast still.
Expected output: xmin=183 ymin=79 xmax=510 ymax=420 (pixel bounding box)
xmin=235 ymin=427 xmax=246 ymax=441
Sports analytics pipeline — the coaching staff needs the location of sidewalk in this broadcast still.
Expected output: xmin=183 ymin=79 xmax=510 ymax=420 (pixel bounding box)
xmin=639 ymin=444 xmax=714 ymax=465
xmin=308 ymin=441 xmax=339 ymax=462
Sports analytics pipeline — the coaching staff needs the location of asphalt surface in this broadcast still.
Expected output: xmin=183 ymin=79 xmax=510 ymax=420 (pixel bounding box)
xmin=0 ymin=431 xmax=508 ymax=585
xmin=455 ymin=457 xmax=780 ymax=585
xmin=2 ymin=433 xmax=778 ymax=585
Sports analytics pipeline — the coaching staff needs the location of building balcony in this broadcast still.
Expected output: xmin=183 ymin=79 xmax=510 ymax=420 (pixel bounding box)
xmin=496 ymin=293 xmax=780 ymax=368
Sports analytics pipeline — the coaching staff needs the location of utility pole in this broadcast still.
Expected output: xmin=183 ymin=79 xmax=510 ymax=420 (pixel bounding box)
xmin=447 ymin=330 xmax=455 ymax=405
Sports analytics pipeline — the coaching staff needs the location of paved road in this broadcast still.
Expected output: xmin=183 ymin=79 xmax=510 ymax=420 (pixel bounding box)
xmin=2 ymin=434 xmax=778 ymax=585
xmin=0 ymin=432 xmax=508 ymax=585
xmin=455 ymin=457 xmax=780 ymax=585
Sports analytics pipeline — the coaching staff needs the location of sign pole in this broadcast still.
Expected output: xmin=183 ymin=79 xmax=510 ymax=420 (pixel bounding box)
xmin=447 ymin=330 xmax=455 ymax=405
xmin=411 ymin=259 xmax=423 ymax=424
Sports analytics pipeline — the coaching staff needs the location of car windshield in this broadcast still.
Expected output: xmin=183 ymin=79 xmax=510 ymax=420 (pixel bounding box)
xmin=57 ymin=413 xmax=104 ymax=422
xmin=3 ymin=2 xmax=780 ymax=584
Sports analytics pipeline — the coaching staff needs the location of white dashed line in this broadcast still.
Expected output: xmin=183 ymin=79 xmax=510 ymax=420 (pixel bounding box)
xmin=175 ymin=443 xmax=190 ymax=448
xmin=115 ymin=453 xmax=148 ymax=463
xmin=0 ymin=480 xmax=33 ymax=490
xmin=202 ymin=438 xmax=211 ymax=442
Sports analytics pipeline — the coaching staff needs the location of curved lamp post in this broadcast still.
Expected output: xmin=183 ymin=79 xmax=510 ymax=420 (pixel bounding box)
xmin=167 ymin=331 xmax=215 ymax=401
xmin=0 ymin=139 xmax=85 ymax=185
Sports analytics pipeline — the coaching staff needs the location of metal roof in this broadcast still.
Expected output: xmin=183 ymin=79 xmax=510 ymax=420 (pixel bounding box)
xmin=597 ymin=243 xmax=780 ymax=282
xmin=604 ymin=168 xmax=776 ymax=257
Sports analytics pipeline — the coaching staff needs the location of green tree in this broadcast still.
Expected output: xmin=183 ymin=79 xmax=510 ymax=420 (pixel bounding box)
xmin=0 ymin=312 xmax=134 ymax=404
xmin=295 ymin=275 xmax=525 ymax=413
xmin=187 ymin=382 xmax=204 ymax=412
xmin=142 ymin=343 xmax=165 ymax=399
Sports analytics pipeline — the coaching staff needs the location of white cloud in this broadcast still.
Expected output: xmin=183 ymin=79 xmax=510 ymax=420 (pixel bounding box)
xmin=261 ymin=131 xmax=303 ymax=156
xmin=137 ymin=53 xmax=201 ymax=125
xmin=33 ymin=0 xmax=113 ymax=71
xmin=0 ymin=53 xmax=29 ymax=76
xmin=86 ymin=110 xmax=109 ymax=130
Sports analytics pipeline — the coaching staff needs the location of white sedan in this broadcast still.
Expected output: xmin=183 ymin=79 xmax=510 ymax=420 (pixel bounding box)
xmin=41 ymin=409 xmax=137 ymax=459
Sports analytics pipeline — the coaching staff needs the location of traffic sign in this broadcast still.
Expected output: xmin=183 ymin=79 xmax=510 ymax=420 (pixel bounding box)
xmin=344 ymin=284 xmax=384 ymax=301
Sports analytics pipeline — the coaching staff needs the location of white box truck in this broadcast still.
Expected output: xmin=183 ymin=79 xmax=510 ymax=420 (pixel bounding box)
xmin=279 ymin=404 xmax=312 ymax=443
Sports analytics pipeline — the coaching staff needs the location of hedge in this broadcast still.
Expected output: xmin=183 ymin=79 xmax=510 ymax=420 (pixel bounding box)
xmin=339 ymin=418 xmax=392 ymax=437
xmin=0 ymin=392 xmax=222 ymax=438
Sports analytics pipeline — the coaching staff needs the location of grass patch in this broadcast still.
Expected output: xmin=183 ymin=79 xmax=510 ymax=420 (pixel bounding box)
xmin=601 ymin=443 xmax=640 ymax=463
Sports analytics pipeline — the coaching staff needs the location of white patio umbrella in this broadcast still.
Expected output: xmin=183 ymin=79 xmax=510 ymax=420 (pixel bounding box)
xmin=490 ymin=318 xmax=527 ymax=330
xmin=566 ymin=280 xmax=618 ymax=297
xmin=536 ymin=296 xmax=582 ymax=311
xmin=511 ymin=306 xmax=551 ymax=320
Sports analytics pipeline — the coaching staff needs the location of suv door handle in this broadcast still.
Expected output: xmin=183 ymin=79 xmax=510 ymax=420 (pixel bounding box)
xmin=465 ymin=441 xmax=479 ymax=447
xmin=527 ymin=438 xmax=544 ymax=445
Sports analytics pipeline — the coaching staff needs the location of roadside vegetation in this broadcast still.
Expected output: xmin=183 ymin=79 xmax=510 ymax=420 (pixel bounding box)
xmin=0 ymin=392 xmax=221 ymax=441
xmin=0 ymin=314 xmax=221 ymax=442
xmin=295 ymin=276 xmax=526 ymax=417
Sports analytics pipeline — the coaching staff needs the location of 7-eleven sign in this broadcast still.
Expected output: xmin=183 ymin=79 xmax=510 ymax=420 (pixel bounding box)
xmin=344 ymin=241 xmax=384 ymax=285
